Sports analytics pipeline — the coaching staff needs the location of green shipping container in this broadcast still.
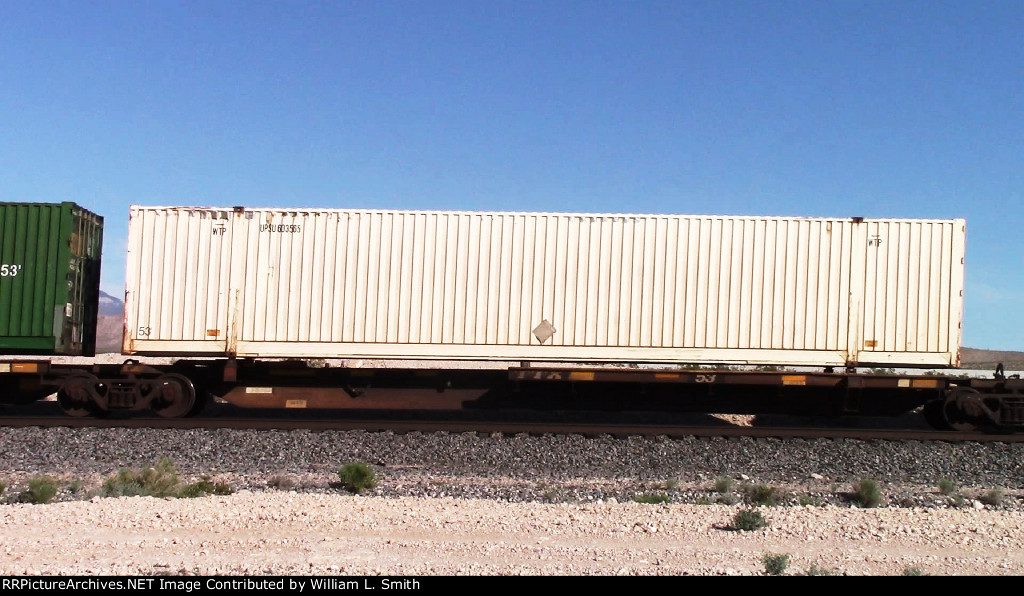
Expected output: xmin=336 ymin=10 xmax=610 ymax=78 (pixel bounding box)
xmin=0 ymin=202 xmax=103 ymax=355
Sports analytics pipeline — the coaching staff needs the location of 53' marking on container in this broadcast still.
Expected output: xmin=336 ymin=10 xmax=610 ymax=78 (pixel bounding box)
xmin=0 ymin=264 xmax=22 ymax=277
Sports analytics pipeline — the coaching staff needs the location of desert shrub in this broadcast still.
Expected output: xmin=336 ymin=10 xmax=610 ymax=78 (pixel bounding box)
xmin=979 ymin=488 xmax=1005 ymax=506
xmin=805 ymin=563 xmax=838 ymax=576
xmin=797 ymin=494 xmax=822 ymax=507
xmin=101 ymin=458 xmax=230 ymax=498
xmin=852 ymin=479 xmax=882 ymax=508
xmin=713 ymin=476 xmax=734 ymax=493
xmin=21 ymin=477 xmax=59 ymax=504
xmin=104 ymin=458 xmax=181 ymax=497
xmin=937 ymin=478 xmax=957 ymax=495
xmin=179 ymin=480 xmax=233 ymax=498
xmin=633 ymin=493 xmax=671 ymax=504
xmin=267 ymin=475 xmax=296 ymax=490
xmin=762 ymin=553 xmax=790 ymax=576
xmin=896 ymin=495 xmax=917 ymax=508
xmin=338 ymin=463 xmax=378 ymax=494
xmin=903 ymin=566 xmax=925 ymax=576
xmin=743 ymin=484 xmax=779 ymax=506
xmin=718 ymin=493 xmax=740 ymax=505
xmin=731 ymin=509 xmax=768 ymax=531
xmin=68 ymin=478 xmax=86 ymax=495
xmin=0 ymin=481 xmax=6 ymax=497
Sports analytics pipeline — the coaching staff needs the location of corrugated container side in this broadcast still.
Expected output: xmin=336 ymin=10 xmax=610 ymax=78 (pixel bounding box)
xmin=0 ymin=202 xmax=103 ymax=355
xmin=124 ymin=207 xmax=964 ymax=367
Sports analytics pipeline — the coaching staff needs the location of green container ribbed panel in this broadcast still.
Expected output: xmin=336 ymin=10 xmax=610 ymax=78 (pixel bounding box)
xmin=0 ymin=202 xmax=103 ymax=355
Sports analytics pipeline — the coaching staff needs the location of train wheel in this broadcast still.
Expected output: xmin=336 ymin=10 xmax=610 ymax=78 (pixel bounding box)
xmin=942 ymin=388 xmax=994 ymax=432
xmin=922 ymin=398 xmax=950 ymax=430
xmin=151 ymin=374 xmax=196 ymax=418
xmin=57 ymin=375 xmax=101 ymax=417
xmin=187 ymin=388 xmax=210 ymax=417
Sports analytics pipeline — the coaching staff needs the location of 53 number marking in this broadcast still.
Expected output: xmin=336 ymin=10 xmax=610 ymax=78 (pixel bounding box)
xmin=0 ymin=264 xmax=22 ymax=277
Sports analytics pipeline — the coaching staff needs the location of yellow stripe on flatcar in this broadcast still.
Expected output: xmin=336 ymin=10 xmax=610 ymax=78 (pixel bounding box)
xmin=569 ymin=371 xmax=595 ymax=381
xmin=782 ymin=375 xmax=807 ymax=386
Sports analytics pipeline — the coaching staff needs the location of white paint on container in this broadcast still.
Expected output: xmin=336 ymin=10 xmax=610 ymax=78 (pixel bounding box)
xmin=123 ymin=207 xmax=965 ymax=367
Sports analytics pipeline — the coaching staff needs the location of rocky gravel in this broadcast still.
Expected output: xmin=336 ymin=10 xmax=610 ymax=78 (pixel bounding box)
xmin=1 ymin=427 xmax=1021 ymax=506
xmin=0 ymin=426 xmax=1022 ymax=575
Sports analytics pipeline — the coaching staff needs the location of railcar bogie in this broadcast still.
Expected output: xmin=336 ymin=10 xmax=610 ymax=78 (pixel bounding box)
xmin=938 ymin=378 xmax=1024 ymax=433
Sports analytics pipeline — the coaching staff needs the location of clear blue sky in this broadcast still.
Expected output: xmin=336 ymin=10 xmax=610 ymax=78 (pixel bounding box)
xmin=2 ymin=1 xmax=1021 ymax=350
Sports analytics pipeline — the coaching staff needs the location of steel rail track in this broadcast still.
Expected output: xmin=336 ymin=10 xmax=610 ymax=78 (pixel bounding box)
xmin=1 ymin=407 xmax=1019 ymax=443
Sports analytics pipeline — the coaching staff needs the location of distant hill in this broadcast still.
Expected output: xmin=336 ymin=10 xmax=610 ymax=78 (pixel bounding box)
xmin=95 ymin=291 xmax=124 ymax=354
xmin=98 ymin=290 xmax=123 ymax=316
xmin=960 ymin=347 xmax=1024 ymax=371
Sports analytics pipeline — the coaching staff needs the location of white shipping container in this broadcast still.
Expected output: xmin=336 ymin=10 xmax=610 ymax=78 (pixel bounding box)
xmin=123 ymin=207 xmax=965 ymax=367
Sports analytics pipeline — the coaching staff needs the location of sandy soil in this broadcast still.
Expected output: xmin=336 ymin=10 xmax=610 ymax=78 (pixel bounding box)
xmin=1 ymin=491 xmax=1021 ymax=576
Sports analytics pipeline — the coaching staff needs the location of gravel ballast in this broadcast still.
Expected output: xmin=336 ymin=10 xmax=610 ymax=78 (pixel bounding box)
xmin=1 ymin=426 xmax=1022 ymax=575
